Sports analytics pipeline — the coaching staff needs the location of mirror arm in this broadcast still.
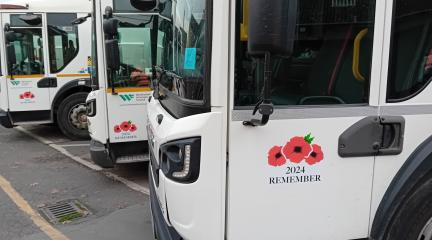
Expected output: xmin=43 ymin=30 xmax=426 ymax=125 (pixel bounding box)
xmin=243 ymin=52 xmax=274 ymax=127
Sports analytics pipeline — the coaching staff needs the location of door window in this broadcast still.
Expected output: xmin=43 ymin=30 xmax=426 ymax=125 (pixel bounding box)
xmin=234 ymin=0 xmax=376 ymax=107
xmin=109 ymin=15 xmax=166 ymax=89
xmin=386 ymin=0 xmax=432 ymax=102
xmin=47 ymin=13 xmax=79 ymax=73
xmin=8 ymin=28 xmax=45 ymax=75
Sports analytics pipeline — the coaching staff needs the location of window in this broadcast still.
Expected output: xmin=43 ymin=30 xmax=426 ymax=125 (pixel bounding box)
xmin=387 ymin=1 xmax=432 ymax=102
xmin=235 ymin=0 xmax=376 ymax=107
xmin=91 ymin=3 xmax=98 ymax=88
xmin=109 ymin=15 xmax=167 ymax=89
xmin=158 ymin=0 xmax=208 ymax=101
xmin=8 ymin=28 xmax=45 ymax=75
xmin=47 ymin=13 xmax=79 ymax=73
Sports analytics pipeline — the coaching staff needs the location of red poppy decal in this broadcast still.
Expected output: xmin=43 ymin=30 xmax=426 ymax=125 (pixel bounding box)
xmin=120 ymin=121 xmax=132 ymax=131
xmin=20 ymin=91 xmax=35 ymax=100
xmin=268 ymin=133 xmax=324 ymax=167
xmin=114 ymin=121 xmax=138 ymax=133
xmin=282 ymin=136 xmax=312 ymax=163
xmin=305 ymin=144 xmax=324 ymax=165
xmin=113 ymin=125 xmax=122 ymax=133
xmin=130 ymin=124 xmax=137 ymax=132
xmin=268 ymin=146 xmax=287 ymax=167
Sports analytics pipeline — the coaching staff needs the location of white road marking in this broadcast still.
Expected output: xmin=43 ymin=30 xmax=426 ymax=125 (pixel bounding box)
xmin=16 ymin=127 xmax=150 ymax=196
xmin=58 ymin=144 xmax=91 ymax=147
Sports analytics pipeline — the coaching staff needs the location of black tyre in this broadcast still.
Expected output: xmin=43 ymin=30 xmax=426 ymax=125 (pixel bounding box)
xmin=385 ymin=177 xmax=432 ymax=240
xmin=57 ymin=92 xmax=90 ymax=140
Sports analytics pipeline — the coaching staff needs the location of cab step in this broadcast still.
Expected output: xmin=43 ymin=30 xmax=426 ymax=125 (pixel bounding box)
xmin=116 ymin=154 xmax=149 ymax=164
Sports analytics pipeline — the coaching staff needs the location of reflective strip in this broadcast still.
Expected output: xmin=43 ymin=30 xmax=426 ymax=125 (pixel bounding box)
xmin=106 ymin=87 xmax=152 ymax=93
xmin=57 ymin=73 xmax=90 ymax=78
xmin=7 ymin=74 xmax=44 ymax=79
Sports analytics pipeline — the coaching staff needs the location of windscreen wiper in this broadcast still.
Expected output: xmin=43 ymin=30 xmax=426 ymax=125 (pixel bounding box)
xmin=152 ymin=65 xmax=181 ymax=100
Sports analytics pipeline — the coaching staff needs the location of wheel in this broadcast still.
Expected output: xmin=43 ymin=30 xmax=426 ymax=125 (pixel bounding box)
xmin=385 ymin=177 xmax=432 ymax=240
xmin=57 ymin=92 xmax=90 ymax=140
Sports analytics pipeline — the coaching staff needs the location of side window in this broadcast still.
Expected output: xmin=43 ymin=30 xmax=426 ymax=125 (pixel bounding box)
xmin=8 ymin=29 xmax=45 ymax=75
xmin=234 ymin=0 xmax=376 ymax=107
xmin=109 ymin=15 xmax=154 ymax=89
xmin=387 ymin=1 xmax=432 ymax=102
xmin=47 ymin=13 xmax=79 ymax=73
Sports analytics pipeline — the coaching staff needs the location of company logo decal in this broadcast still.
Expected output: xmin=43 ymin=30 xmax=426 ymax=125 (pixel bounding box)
xmin=120 ymin=94 xmax=135 ymax=102
xmin=267 ymin=134 xmax=324 ymax=185
xmin=11 ymin=81 xmax=20 ymax=86
xmin=113 ymin=121 xmax=138 ymax=140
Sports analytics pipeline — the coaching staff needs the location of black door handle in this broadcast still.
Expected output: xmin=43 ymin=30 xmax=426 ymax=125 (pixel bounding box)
xmin=378 ymin=116 xmax=405 ymax=155
xmin=339 ymin=116 xmax=405 ymax=157
xmin=37 ymin=77 xmax=57 ymax=88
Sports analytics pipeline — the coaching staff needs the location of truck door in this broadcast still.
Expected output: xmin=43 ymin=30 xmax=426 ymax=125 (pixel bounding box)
xmin=2 ymin=13 xmax=50 ymax=114
xmin=105 ymin=14 xmax=154 ymax=146
xmin=371 ymin=0 xmax=432 ymax=234
xmin=0 ymin=14 xmax=8 ymax=112
xmin=228 ymin=1 xmax=385 ymax=239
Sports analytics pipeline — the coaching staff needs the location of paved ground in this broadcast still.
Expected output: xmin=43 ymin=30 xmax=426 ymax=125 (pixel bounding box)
xmin=0 ymin=125 xmax=154 ymax=240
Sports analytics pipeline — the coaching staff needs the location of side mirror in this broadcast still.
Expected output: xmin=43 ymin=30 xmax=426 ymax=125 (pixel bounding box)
xmin=7 ymin=44 xmax=17 ymax=67
xmin=103 ymin=18 xmax=119 ymax=37
xmin=105 ymin=39 xmax=120 ymax=71
xmin=248 ymin=0 xmax=298 ymax=57
xmin=71 ymin=14 xmax=91 ymax=25
xmin=130 ymin=0 xmax=157 ymax=11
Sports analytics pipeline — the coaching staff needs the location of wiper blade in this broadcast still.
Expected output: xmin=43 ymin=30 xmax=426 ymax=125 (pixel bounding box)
xmin=152 ymin=65 xmax=182 ymax=100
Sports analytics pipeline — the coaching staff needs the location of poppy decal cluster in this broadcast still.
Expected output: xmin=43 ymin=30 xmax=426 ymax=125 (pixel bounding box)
xmin=268 ymin=134 xmax=324 ymax=167
xmin=19 ymin=92 xmax=35 ymax=100
xmin=113 ymin=121 xmax=138 ymax=133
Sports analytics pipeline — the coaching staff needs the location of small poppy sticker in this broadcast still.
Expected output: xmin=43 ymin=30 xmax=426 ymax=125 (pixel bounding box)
xmin=268 ymin=134 xmax=323 ymax=185
xmin=114 ymin=121 xmax=138 ymax=133
xmin=19 ymin=91 xmax=36 ymax=104
xmin=113 ymin=121 xmax=139 ymax=140
xmin=268 ymin=133 xmax=324 ymax=167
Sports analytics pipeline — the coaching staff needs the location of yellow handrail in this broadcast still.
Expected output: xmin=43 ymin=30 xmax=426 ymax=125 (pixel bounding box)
xmin=240 ymin=0 xmax=249 ymax=41
xmin=353 ymin=28 xmax=369 ymax=82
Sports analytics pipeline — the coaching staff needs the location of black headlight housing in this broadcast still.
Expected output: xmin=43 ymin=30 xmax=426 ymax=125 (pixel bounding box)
xmin=160 ymin=137 xmax=201 ymax=184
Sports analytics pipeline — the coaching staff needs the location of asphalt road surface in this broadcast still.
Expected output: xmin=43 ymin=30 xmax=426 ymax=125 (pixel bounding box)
xmin=0 ymin=125 xmax=154 ymax=240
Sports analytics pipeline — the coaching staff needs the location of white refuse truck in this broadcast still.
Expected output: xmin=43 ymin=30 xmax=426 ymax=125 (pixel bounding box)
xmin=0 ymin=0 xmax=92 ymax=139
xmin=141 ymin=0 xmax=432 ymax=239
xmin=83 ymin=0 xmax=170 ymax=167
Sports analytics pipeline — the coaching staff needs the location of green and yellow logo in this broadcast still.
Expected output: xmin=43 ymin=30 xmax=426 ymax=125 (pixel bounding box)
xmin=10 ymin=81 xmax=20 ymax=86
xmin=119 ymin=94 xmax=135 ymax=102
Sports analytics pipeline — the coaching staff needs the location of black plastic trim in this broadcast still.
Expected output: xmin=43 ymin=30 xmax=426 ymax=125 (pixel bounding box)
xmin=37 ymin=77 xmax=57 ymax=88
xmin=10 ymin=110 xmax=51 ymax=122
xmin=90 ymin=140 xmax=113 ymax=168
xmin=51 ymin=78 xmax=91 ymax=112
xmin=0 ymin=109 xmax=14 ymax=128
xmin=370 ymin=135 xmax=432 ymax=240
xmin=149 ymin=166 xmax=182 ymax=240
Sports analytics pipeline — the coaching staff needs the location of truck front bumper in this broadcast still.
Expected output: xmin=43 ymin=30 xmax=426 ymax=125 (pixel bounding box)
xmin=149 ymin=166 xmax=182 ymax=240
xmin=90 ymin=140 xmax=114 ymax=168
xmin=0 ymin=110 xmax=13 ymax=128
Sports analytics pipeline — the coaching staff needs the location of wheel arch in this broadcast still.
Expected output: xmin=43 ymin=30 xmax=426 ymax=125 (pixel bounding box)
xmin=51 ymin=78 xmax=92 ymax=120
xmin=371 ymin=135 xmax=432 ymax=240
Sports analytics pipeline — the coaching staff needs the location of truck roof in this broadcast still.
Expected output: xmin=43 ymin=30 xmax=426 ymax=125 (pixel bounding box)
xmin=0 ymin=0 xmax=91 ymax=13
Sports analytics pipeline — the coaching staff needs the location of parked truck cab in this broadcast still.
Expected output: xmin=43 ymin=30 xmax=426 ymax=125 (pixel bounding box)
xmin=85 ymin=0 xmax=171 ymax=168
xmin=142 ymin=0 xmax=432 ymax=239
xmin=0 ymin=0 xmax=92 ymax=139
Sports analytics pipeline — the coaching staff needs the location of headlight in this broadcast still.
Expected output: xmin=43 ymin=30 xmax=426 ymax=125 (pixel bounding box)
xmin=160 ymin=138 xmax=201 ymax=183
xmin=86 ymin=99 xmax=96 ymax=117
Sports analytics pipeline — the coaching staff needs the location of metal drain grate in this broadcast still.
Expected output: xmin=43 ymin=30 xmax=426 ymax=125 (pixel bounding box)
xmin=39 ymin=200 xmax=91 ymax=224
